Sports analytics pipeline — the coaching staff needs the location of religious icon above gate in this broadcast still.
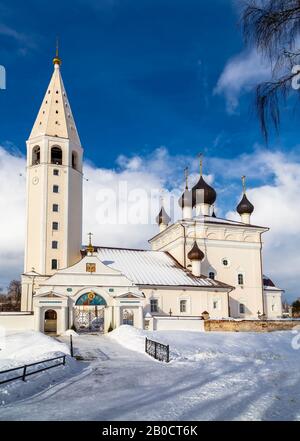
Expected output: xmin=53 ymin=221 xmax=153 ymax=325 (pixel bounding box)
xmin=86 ymin=263 xmax=96 ymax=273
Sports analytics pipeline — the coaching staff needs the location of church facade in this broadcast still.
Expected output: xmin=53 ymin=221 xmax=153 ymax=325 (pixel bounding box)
xmin=19 ymin=54 xmax=284 ymax=335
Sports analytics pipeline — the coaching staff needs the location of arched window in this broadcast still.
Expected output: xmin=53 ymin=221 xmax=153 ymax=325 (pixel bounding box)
xmin=51 ymin=146 xmax=62 ymax=165
xmin=209 ymin=272 xmax=215 ymax=280
xmin=180 ymin=300 xmax=187 ymax=313
xmin=32 ymin=146 xmax=40 ymax=165
xmin=238 ymin=274 xmax=244 ymax=285
xmin=75 ymin=292 xmax=107 ymax=306
xmin=72 ymin=151 xmax=78 ymax=170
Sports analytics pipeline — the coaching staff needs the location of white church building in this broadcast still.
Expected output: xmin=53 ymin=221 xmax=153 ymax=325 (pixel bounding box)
xmin=15 ymin=52 xmax=284 ymax=335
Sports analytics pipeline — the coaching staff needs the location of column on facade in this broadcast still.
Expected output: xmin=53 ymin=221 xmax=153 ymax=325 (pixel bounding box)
xmin=34 ymin=307 xmax=41 ymax=331
xmin=114 ymin=306 xmax=121 ymax=328
xmin=61 ymin=306 xmax=69 ymax=333
xmin=138 ymin=306 xmax=144 ymax=329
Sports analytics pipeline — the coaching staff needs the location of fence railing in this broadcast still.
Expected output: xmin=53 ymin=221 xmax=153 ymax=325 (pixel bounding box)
xmin=145 ymin=337 xmax=170 ymax=363
xmin=0 ymin=355 xmax=66 ymax=385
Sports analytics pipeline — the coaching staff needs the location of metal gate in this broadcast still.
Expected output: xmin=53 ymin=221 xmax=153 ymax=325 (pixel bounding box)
xmin=74 ymin=306 xmax=105 ymax=333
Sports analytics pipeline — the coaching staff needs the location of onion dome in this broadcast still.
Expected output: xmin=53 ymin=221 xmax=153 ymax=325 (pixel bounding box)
xmin=187 ymin=241 xmax=205 ymax=261
xmin=236 ymin=194 xmax=254 ymax=215
xmin=192 ymin=176 xmax=217 ymax=208
xmin=156 ymin=206 xmax=171 ymax=225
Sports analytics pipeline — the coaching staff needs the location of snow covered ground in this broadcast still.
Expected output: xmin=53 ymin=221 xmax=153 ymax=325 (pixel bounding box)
xmin=0 ymin=326 xmax=300 ymax=420
xmin=0 ymin=330 xmax=79 ymax=406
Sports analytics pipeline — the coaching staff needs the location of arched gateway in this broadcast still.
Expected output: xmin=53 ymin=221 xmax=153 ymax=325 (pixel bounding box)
xmin=74 ymin=292 xmax=106 ymax=333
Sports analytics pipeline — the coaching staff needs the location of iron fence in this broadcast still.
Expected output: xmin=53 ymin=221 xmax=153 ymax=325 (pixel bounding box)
xmin=145 ymin=337 xmax=170 ymax=363
xmin=0 ymin=355 xmax=66 ymax=385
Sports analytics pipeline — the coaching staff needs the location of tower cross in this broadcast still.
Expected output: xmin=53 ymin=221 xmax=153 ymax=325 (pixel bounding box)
xmin=197 ymin=153 xmax=203 ymax=176
xmin=242 ymin=176 xmax=246 ymax=194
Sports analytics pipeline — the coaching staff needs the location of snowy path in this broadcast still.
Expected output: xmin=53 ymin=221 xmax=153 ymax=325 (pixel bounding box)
xmin=1 ymin=330 xmax=300 ymax=421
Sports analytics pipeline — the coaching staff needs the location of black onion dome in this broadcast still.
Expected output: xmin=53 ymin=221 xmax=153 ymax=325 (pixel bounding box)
xmin=192 ymin=176 xmax=217 ymax=208
xmin=187 ymin=241 xmax=205 ymax=261
xmin=156 ymin=207 xmax=171 ymax=225
xmin=236 ymin=194 xmax=254 ymax=215
xmin=178 ymin=189 xmax=192 ymax=208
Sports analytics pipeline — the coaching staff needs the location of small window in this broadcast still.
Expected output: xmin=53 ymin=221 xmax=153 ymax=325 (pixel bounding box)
xmin=209 ymin=272 xmax=215 ymax=280
xmin=150 ymin=299 xmax=158 ymax=313
xmin=51 ymin=259 xmax=58 ymax=270
xmin=180 ymin=300 xmax=187 ymax=313
xmin=52 ymin=204 xmax=59 ymax=212
xmin=52 ymin=222 xmax=58 ymax=231
xmin=53 ymin=185 xmax=59 ymax=193
xmin=213 ymin=300 xmax=219 ymax=310
xmin=239 ymin=303 xmax=245 ymax=314
xmin=222 ymin=258 xmax=229 ymax=267
xmin=53 ymin=169 xmax=59 ymax=176
xmin=238 ymin=274 xmax=244 ymax=285
xmin=52 ymin=241 xmax=58 ymax=249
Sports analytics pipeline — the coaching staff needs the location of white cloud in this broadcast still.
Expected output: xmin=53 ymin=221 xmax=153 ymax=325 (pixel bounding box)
xmin=227 ymin=150 xmax=300 ymax=300
xmin=0 ymin=24 xmax=36 ymax=51
xmin=214 ymin=49 xmax=271 ymax=113
xmin=0 ymin=145 xmax=299 ymax=302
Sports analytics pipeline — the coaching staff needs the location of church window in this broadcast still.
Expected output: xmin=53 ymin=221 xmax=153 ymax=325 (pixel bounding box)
xmin=51 ymin=146 xmax=62 ymax=165
xmin=52 ymin=241 xmax=58 ymax=249
xmin=53 ymin=169 xmax=59 ymax=176
xmin=51 ymin=259 xmax=58 ymax=270
xmin=150 ymin=299 xmax=158 ymax=313
xmin=52 ymin=222 xmax=59 ymax=230
xmin=32 ymin=146 xmax=40 ymax=165
xmin=238 ymin=274 xmax=244 ymax=285
xmin=72 ymin=151 xmax=78 ymax=170
xmin=56 ymin=110 xmax=58 ymax=114
xmin=56 ymin=100 xmax=58 ymax=103
xmin=180 ymin=300 xmax=187 ymax=313
xmin=53 ymin=185 xmax=59 ymax=193
xmin=56 ymin=90 xmax=59 ymax=94
xmin=209 ymin=272 xmax=215 ymax=280
xmin=52 ymin=204 xmax=59 ymax=212
xmin=239 ymin=303 xmax=245 ymax=314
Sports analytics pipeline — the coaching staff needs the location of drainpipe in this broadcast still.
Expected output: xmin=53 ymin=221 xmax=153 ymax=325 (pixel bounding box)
xmin=180 ymin=223 xmax=187 ymax=268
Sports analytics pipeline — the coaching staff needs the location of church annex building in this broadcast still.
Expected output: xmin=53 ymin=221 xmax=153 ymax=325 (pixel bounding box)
xmin=2 ymin=53 xmax=284 ymax=335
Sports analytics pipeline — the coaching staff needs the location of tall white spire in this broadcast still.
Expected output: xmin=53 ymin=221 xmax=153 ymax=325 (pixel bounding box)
xmin=29 ymin=55 xmax=81 ymax=146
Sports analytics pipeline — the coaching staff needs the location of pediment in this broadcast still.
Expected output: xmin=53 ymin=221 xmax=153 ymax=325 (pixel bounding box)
xmin=116 ymin=291 xmax=144 ymax=299
xmin=34 ymin=291 xmax=67 ymax=299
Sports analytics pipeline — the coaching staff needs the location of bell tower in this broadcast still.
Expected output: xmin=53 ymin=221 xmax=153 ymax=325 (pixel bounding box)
xmin=23 ymin=50 xmax=83 ymax=280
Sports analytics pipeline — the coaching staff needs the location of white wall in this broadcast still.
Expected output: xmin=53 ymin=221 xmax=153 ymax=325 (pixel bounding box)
xmin=154 ymin=316 xmax=205 ymax=331
xmin=264 ymin=290 xmax=283 ymax=319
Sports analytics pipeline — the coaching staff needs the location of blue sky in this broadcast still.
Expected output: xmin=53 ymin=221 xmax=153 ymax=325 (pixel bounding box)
xmin=0 ymin=0 xmax=297 ymax=165
xmin=0 ymin=0 xmax=300 ymax=301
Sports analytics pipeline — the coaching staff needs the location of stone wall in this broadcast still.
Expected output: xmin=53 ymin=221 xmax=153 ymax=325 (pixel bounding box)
xmin=204 ymin=319 xmax=300 ymax=332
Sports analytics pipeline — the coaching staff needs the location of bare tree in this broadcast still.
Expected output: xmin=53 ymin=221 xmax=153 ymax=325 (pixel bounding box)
xmin=7 ymin=280 xmax=21 ymax=305
xmin=242 ymin=0 xmax=300 ymax=139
